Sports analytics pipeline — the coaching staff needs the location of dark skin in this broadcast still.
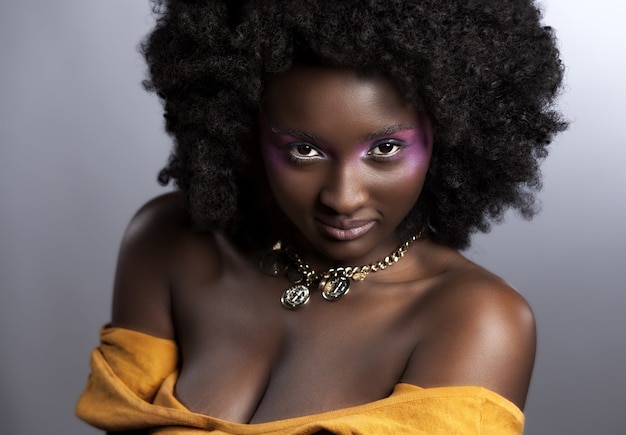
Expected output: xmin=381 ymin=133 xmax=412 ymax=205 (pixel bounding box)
xmin=111 ymin=67 xmax=536 ymax=426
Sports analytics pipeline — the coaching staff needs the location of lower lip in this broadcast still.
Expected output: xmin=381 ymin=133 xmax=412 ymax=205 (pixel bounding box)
xmin=316 ymin=220 xmax=376 ymax=241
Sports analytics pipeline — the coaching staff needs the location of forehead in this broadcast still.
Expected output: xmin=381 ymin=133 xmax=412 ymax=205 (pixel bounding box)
xmin=261 ymin=66 xmax=418 ymax=128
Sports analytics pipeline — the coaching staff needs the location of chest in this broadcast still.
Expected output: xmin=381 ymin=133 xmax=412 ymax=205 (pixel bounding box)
xmin=170 ymin=266 xmax=426 ymax=423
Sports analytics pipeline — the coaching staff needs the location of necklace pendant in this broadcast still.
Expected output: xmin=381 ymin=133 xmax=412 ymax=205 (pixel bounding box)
xmin=320 ymin=274 xmax=351 ymax=301
xmin=281 ymin=284 xmax=311 ymax=309
xmin=268 ymin=232 xmax=421 ymax=309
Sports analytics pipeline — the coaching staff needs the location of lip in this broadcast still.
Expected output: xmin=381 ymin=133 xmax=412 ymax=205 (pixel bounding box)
xmin=315 ymin=218 xmax=376 ymax=241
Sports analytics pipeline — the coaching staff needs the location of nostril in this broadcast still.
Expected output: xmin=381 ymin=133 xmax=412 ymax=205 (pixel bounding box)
xmin=319 ymin=174 xmax=368 ymax=215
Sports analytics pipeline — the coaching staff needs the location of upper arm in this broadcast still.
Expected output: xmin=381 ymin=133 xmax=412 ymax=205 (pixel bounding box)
xmin=402 ymin=277 xmax=536 ymax=410
xmin=110 ymin=192 xmax=188 ymax=339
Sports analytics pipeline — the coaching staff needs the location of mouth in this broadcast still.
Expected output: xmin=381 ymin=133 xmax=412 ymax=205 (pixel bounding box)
xmin=314 ymin=218 xmax=376 ymax=241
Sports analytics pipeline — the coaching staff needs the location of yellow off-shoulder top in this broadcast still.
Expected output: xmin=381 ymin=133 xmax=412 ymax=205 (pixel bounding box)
xmin=76 ymin=327 xmax=524 ymax=434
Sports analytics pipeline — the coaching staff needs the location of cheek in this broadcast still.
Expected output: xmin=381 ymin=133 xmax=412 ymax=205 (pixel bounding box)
xmin=260 ymin=142 xmax=314 ymax=209
xmin=402 ymin=142 xmax=431 ymax=171
xmin=261 ymin=140 xmax=288 ymax=173
xmin=393 ymin=144 xmax=431 ymax=185
xmin=392 ymin=125 xmax=432 ymax=165
xmin=376 ymin=147 xmax=431 ymax=206
xmin=260 ymin=138 xmax=295 ymax=190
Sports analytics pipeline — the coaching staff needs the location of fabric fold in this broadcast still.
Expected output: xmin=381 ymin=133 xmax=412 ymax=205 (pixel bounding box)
xmin=76 ymin=326 xmax=524 ymax=434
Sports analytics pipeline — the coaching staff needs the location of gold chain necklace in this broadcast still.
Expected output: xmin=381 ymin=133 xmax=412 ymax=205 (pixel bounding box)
xmin=260 ymin=233 xmax=421 ymax=309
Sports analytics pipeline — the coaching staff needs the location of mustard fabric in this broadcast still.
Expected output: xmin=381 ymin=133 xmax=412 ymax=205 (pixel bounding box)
xmin=76 ymin=326 xmax=525 ymax=434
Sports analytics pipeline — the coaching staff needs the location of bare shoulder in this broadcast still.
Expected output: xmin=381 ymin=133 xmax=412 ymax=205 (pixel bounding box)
xmin=402 ymin=247 xmax=536 ymax=410
xmin=110 ymin=191 xmax=203 ymax=339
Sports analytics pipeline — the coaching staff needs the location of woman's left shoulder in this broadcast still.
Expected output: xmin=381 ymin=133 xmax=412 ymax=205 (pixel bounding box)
xmin=402 ymin=246 xmax=536 ymax=410
xmin=414 ymin=243 xmax=535 ymax=329
xmin=438 ymin=253 xmax=535 ymax=329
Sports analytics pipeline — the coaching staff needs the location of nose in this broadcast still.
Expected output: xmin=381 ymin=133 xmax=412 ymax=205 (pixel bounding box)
xmin=319 ymin=162 xmax=369 ymax=215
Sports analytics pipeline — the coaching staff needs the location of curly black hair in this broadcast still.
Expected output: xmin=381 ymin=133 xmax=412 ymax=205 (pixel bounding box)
xmin=141 ymin=0 xmax=567 ymax=250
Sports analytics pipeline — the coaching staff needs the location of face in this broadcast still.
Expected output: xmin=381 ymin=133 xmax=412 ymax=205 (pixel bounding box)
xmin=259 ymin=66 xmax=432 ymax=266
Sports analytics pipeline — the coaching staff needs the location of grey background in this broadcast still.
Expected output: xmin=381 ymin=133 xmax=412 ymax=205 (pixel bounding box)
xmin=0 ymin=0 xmax=624 ymax=434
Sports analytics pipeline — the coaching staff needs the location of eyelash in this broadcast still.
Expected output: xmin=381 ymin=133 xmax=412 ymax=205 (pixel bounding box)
xmin=283 ymin=139 xmax=405 ymax=165
xmin=367 ymin=140 xmax=405 ymax=161
xmin=285 ymin=143 xmax=325 ymax=164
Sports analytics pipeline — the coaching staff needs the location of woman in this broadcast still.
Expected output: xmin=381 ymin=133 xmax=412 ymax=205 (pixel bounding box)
xmin=77 ymin=0 xmax=566 ymax=433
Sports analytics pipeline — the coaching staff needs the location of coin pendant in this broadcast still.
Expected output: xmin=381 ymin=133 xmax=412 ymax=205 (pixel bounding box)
xmin=321 ymin=275 xmax=350 ymax=301
xmin=281 ymin=284 xmax=311 ymax=309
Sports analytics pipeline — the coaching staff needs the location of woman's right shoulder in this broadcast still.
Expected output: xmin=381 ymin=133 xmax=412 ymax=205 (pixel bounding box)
xmin=109 ymin=191 xmax=215 ymax=339
xmin=126 ymin=191 xmax=190 ymax=233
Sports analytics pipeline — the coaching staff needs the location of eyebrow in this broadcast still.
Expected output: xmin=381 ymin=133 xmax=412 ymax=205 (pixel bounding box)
xmin=271 ymin=124 xmax=417 ymax=143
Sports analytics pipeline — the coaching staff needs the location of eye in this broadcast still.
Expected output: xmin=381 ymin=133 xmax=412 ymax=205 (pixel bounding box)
xmin=368 ymin=140 xmax=404 ymax=159
xmin=287 ymin=143 xmax=324 ymax=161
